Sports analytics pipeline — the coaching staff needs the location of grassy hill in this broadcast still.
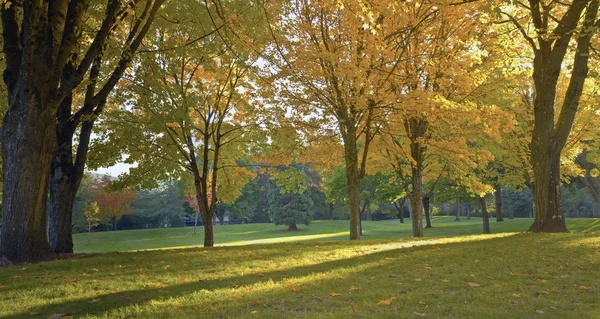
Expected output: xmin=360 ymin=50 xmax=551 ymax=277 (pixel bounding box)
xmin=73 ymin=217 xmax=600 ymax=253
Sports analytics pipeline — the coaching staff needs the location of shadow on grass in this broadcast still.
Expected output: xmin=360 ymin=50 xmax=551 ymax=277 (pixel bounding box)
xmin=4 ymin=234 xmax=522 ymax=318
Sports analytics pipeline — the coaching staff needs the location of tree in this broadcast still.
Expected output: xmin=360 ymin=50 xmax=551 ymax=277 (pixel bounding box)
xmin=0 ymin=0 xmax=165 ymax=262
xmin=500 ymin=0 xmax=600 ymax=232
xmin=83 ymin=202 xmax=101 ymax=244
xmin=263 ymin=0 xmax=394 ymax=240
xmin=374 ymin=0 xmax=508 ymax=237
xmin=109 ymin=3 xmax=264 ymax=246
xmin=91 ymin=177 xmax=138 ymax=231
xmin=268 ymin=167 xmax=314 ymax=230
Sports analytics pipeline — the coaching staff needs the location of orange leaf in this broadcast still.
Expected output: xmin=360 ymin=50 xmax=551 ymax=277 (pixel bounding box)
xmin=287 ymin=286 xmax=301 ymax=292
xmin=467 ymin=282 xmax=480 ymax=287
xmin=330 ymin=292 xmax=342 ymax=297
xmin=353 ymin=304 xmax=360 ymax=312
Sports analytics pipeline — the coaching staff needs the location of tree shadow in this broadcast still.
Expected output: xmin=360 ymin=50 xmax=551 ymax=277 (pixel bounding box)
xmin=2 ymin=234 xmax=529 ymax=318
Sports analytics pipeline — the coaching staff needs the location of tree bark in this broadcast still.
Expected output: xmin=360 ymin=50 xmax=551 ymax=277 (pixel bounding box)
xmin=423 ymin=196 xmax=432 ymax=228
xmin=344 ymin=133 xmax=361 ymax=240
xmin=455 ymin=197 xmax=461 ymax=221
xmin=495 ymin=184 xmax=504 ymax=222
xmin=480 ymin=196 xmax=490 ymax=234
xmin=466 ymin=204 xmax=471 ymax=220
xmin=411 ymin=166 xmax=424 ymax=237
xmin=288 ymin=223 xmax=298 ymax=231
xmin=394 ymin=198 xmax=405 ymax=223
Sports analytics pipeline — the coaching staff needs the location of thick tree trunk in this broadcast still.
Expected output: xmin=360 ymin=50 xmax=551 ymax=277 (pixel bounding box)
xmin=466 ymin=204 xmax=471 ymax=220
xmin=495 ymin=184 xmax=504 ymax=222
xmin=203 ymin=217 xmax=214 ymax=246
xmin=1 ymin=95 xmax=57 ymax=262
xmin=288 ymin=223 xmax=298 ymax=231
xmin=423 ymin=196 xmax=432 ymax=228
xmin=529 ymin=152 xmax=567 ymax=232
xmin=480 ymin=196 xmax=490 ymax=234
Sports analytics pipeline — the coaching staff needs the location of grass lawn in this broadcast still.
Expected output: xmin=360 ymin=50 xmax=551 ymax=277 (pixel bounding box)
xmin=73 ymin=217 xmax=600 ymax=253
xmin=0 ymin=218 xmax=599 ymax=318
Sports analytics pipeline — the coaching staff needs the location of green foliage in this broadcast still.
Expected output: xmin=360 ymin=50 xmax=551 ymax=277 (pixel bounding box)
xmin=268 ymin=181 xmax=314 ymax=228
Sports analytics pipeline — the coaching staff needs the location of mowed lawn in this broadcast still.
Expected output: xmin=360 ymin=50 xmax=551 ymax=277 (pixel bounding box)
xmin=0 ymin=219 xmax=598 ymax=318
xmin=73 ymin=217 xmax=600 ymax=253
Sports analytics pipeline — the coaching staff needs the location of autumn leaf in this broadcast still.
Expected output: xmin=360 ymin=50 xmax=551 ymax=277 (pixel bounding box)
xmin=248 ymin=301 xmax=263 ymax=306
xmin=579 ymin=286 xmax=591 ymax=290
xmin=330 ymin=292 xmax=342 ymax=297
xmin=350 ymin=286 xmax=359 ymax=291
xmin=467 ymin=282 xmax=480 ymax=287
xmin=353 ymin=304 xmax=360 ymax=312
xmin=413 ymin=312 xmax=425 ymax=317
xmin=377 ymin=297 xmax=394 ymax=306
xmin=251 ymin=310 xmax=258 ymax=315
xmin=442 ymin=279 xmax=450 ymax=283
xmin=287 ymin=286 xmax=301 ymax=292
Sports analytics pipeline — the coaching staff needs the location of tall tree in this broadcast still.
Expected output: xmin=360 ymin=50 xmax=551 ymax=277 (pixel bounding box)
xmin=501 ymin=0 xmax=600 ymax=232
xmin=263 ymin=0 xmax=395 ymax=240
xmin=0 ymin=0 xmax=165 ymax=262
xmin=47 ymin=0 xmax=167 ymax=254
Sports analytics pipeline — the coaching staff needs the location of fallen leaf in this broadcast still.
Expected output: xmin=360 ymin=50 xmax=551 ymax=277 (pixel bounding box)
xmin=248 ymin=301 xmax=263 ymax=305
xmin=287 ymin=286 xmax=301 ymax=292
xmin=579 ymin=286 xmax=591 ymax=290
xmin=413 ymin=312 xmax=425 ymax=317
xmin=512 ymin=293 xmax=521 ymax=298
xmin=89 ymin=298 xmax=100 ymax=303
xmin=330 ymin=292 xmax=342 ymax=297
xmin=442 ymin=279 xmax=450 ymax=283
xmin=378 ymin=298 xmax=394 ymax=306
xmin=535 ymin=310 xmax=545 ymax=315
xmin=251 ymin=310 xmax=258 ymax=315
xmin=350 ymin=286 xmax=359 ymax=291
xmin=418 ymin=301 xmax=426 ymax=305
xmin=467 ymin=282 xmax=480 ymax=287
xmin=353 ymin=304 xmax=360 ymax=312
xmin=336 ymin=275 xmax=346 ymax=279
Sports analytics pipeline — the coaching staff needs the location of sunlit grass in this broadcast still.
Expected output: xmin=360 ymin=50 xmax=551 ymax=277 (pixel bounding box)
xmin=73 ymin=217 xmax=600 ymax=253
xmin=1 ymin=230 xmax=599 ymax=318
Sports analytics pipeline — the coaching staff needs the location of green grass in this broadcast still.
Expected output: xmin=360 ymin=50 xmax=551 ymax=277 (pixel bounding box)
xmin=1 ymin=218 xmax=599 ymax=318
xmin=74 ymin=217 xmax=600 ymax=253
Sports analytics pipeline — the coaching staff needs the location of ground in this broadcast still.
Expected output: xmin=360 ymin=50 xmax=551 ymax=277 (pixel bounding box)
xmin=1 ymin=218 xmax=599 ymax=318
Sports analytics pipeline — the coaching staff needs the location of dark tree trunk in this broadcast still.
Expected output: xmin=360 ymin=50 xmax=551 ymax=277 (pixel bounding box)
xmin=466 ymin=204 xmax=471 ymax=220
xmin=455 ymin=197 xmax=461 ymax=221
xmin=344 ymin=133 xmax=361 ymax=240
xmin=423 ymin=196 xmax=432 ymax=228
xmin=394 ymin=199 xmax=405 ymax=223
xmin=480 ymin=196 xmax=490 ymax=234
xmin=288 ymin=223 xmax=298 ymax=231
xmin=495 ymin=184 xmax=504 ymax=222
xmin=410 ymin=167 xmax=424 ymax=237
xmin=1 ymin=96 xmax=57 ymax=262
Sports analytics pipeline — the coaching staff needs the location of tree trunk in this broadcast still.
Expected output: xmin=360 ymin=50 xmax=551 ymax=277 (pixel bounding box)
xmin=203 ymin=217 xmax=214 ymax=246
xmin=423 ymin=196 xmax=432 ymax=228
xmin=529 ymin=151 xmax=567 ymax=232
xmin=455 ymin=197 xmax=460 ymax=221
xmin=466 ymin=204 xmax=471 ymax=220
xmin=193 ymin=212 xmax=199 ymax=235
xmin=394 ymin=199 xmax=405 ymax=223
xmin=495 ymin=184 xmax=504 ymax=222
xmin=480 ymin=196 xmax=491 ymax=234
xmin=344 ymin=135 xmax=361 ymax=240
xmin=288 ymin=223 xmax=298 ymax=231
xmin=411 ymin=168 xmax=424 ymax=237
xmin=1 ymin=96 xmax=57 ymax=262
